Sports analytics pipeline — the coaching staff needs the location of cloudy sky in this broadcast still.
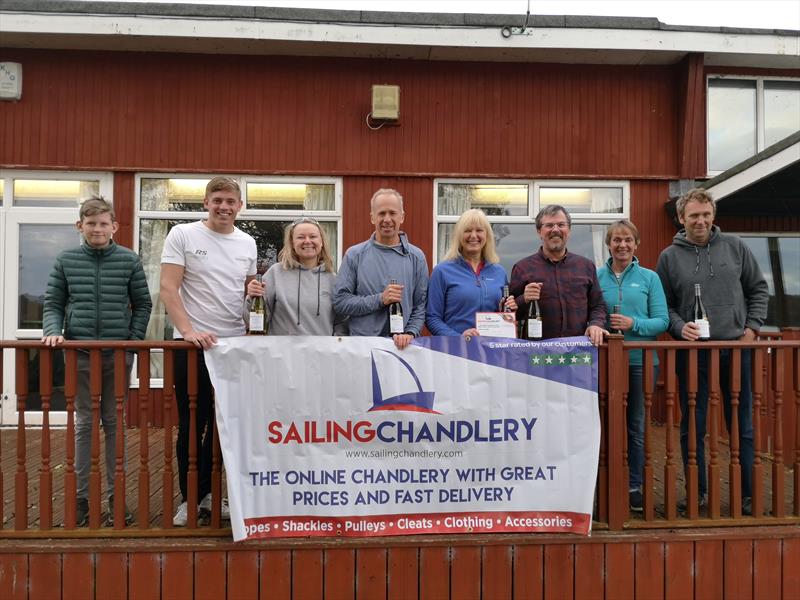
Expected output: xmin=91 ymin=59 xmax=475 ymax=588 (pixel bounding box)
xmin=78 ymin=0 xmax=800 ymax=30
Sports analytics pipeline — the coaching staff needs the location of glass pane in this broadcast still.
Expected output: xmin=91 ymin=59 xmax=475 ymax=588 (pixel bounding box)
xmin=0 ymin=178 xmax=4 ymax=203
xmin=539 ymin=187 xmax=622 ymax=214
xmin=741 ymin=237 xmax=775 ymax=295
xmin=765 ymin=81 xmax=800 ymax=147
xmin=438 ymin=222 xmax=609 ymax=277
xmin=18 ymin=224 xmax=81 ymax=329
xmin=13 ymin=179 xmax=99 ymax=207
xmin=437 ymin=183 xmax=528 ymax=216
xmin=24 ymin=348 xmax=67 ymax=412
xmin=708 ymin=79 xmax=757 ymax=171
xmin=140 ymin=178 xmax=210 ymax=211
xmin=247 ymin=183 xmax=336 ymax=211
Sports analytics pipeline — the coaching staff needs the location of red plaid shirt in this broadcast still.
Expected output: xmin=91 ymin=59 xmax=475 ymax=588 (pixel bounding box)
xmin=510 ymin=248 xmax=607 ymax=339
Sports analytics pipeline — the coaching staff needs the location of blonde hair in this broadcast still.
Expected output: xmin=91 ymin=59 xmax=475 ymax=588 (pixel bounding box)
xmin=278 ymin=217 xmax=335 ymax=273
xmin=205 ymin=176 xmax=241 ymax=198
xmin=79 ymin=195 xmax=115 ymax=221
xmin=444 ymin=209 xmax=500 ymax=263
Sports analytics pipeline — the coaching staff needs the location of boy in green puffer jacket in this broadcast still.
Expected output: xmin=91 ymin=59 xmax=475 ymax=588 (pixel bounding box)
xmin=42 ymin=196 xmax=152 ymax=527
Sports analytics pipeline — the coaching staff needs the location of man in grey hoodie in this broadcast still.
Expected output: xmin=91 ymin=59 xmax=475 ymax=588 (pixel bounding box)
xmin=656 ymin=188 xmax=768 ymax=515
xmin=334 ymin=188 xmax=429 ymax=350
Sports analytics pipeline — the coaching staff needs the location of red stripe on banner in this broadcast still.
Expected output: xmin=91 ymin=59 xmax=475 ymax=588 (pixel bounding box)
xmin=242 ymin=510 xmax=590 ymax=540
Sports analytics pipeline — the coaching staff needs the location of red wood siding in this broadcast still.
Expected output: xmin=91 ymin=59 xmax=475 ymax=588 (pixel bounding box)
xmin=4 ymin=533 xmax=796 ymax=599
xmin=1 ymin=50 xmax=682 ymax=179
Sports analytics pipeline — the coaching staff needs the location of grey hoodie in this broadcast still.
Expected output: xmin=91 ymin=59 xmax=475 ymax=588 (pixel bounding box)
xmin=259 ymin=263 xmax=348 ymax=336
xmin=655 ymin=225 xmax=768 ymax=340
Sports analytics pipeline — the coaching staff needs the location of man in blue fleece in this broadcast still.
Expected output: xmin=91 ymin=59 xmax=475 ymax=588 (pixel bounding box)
xmin=334 ymin=188 xmax=429 ymax=350
xmin=656 ymin=188 xmax=768 ymax=516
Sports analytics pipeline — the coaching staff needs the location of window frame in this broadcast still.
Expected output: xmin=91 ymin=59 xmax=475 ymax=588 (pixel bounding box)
xmin=706 ymin=74 xmax=800 ymax=177
xmin=432 ymin=177 xmax=630 ymax=268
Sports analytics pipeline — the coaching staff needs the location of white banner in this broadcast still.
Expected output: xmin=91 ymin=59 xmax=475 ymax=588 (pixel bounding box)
xmin=205 ymin=335 xmax=600 ymax=541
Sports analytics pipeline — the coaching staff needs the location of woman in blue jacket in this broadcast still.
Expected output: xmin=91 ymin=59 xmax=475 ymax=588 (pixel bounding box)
xmin=427 ymin=209 xmax=516 ymax=336
xmin=598 ymin=219 xmax=668 ymax=513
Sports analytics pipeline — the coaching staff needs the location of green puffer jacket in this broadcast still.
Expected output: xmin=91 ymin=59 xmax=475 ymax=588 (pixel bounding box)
xmin=42 ymin=240 xmax=152 ymax=340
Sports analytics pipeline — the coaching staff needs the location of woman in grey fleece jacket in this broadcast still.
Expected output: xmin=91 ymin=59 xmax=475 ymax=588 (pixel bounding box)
xmin=246 ymin=218 xmax=348 ymax=336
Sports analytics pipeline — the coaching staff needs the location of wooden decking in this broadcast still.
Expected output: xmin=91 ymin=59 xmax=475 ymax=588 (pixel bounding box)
xmin=0 ymin=424 xmax=795 ymax=533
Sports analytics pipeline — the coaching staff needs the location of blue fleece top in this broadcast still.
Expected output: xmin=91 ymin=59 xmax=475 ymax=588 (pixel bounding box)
xmin=597 ymin=256 xmax=669 ymax=366
xmin=426 ymin=257 xmax=509 ymax=336
xmin=333 ymin=232 xmax=429 ymax=337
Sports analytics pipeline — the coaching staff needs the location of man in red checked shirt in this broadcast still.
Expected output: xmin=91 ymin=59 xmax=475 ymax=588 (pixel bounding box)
xmin=509 ymin=204 xmax=607 ymax=346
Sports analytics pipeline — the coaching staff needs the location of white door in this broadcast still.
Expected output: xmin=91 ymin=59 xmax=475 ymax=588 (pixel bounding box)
xmin=0 ymin=171 xmax=112 ymax=425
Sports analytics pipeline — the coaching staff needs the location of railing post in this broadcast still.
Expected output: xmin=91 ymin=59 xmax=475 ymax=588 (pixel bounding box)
xmin=771 ymin=348 xmax=785 ymax=518
xmin=163 ymin=349 xmax=175 ymax=528
xmin=39 ymin=347 xmax=53 ymax=530
xmin=685 ymin=348 xmax=700 ymax=520
xmin=728 ymin=349 xmax=743 ymax=518
xmin=64 ymin=349 xmax=78 ymax=529
xmin=794 ymin=345 xmax=800 ymax=517
xmin=751 ymin=348 xmax=764 ymax=519
xmin=663 ymin=349 xmax=678 ymax=521
xmin=113 ymin=349 xmax=128 ymax=530
xmin=15 ymin=349 xmax=29 ymax=531
xmin=0 ymin=348 xmax=3 ymax=529
xmin=89 ymin=349 xmax=103 ymax=528
xmin=187 ymin=349 xmax=199 ymax=528
xmin=708 ymin=349 xmax=721 ymax=519
xmin=606 ymin=334 xmax=627 ymax=529
xmin=642 ymin=348 xmax=654 ymax=520
xmin=138 ymin=349 xmax=151 ymax=529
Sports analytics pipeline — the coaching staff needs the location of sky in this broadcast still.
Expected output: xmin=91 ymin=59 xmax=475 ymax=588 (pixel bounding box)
xmin=86 ymin=0 xmax=800 ymax=30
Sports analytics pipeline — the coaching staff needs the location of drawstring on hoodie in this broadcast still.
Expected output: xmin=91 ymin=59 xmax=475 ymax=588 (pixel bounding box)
xmin=295 ymin=266 xmax=322 ymax=326
xmin=693 ymin=244 xmax=715 ymax=277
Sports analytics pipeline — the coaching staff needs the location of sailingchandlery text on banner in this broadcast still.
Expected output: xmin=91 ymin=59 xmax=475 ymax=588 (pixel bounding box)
xmin=204 ymin=335 xmax=600 ymax=541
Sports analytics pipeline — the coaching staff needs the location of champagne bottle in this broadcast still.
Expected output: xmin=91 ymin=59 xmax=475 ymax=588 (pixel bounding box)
xmin=526 ymin=299 xmax=542 ymax=339
xmin=693 ymin=283 xmax=710 ymax=340
xmin=248 ymin=274 xmax=266 ymax=335
xmin=388 ymin=279 xmax=404 ymax=334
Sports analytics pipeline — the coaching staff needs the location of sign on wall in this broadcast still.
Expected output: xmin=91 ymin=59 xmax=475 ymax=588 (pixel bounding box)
xmin=206 ymin=335 xmax=600 ymax=541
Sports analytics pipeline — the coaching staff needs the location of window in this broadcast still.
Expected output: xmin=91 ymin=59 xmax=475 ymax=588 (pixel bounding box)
xmin=136 ymin=174 xmax=342 ymax=378
xmin=434 ymin=179 xmax=629 ymax=274
xmin=740 ymin=234 xmax=800 ymax=328
xmin=707 ymin=76 xmax=800 ymax=174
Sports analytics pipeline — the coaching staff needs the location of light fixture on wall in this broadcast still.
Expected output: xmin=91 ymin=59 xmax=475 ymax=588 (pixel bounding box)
xmin=366 ymin=84 xmax=400 ymax=130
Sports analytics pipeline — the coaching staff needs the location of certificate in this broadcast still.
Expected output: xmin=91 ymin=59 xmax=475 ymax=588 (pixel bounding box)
xmin=475 ymin=312 xmax=517 ymax=338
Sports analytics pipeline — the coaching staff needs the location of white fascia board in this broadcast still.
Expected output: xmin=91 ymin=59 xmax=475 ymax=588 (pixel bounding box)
xmin=2 ymin=12 xmax=798 ymax=61
xmin=708 ymin=142 xmax=800 ymax=201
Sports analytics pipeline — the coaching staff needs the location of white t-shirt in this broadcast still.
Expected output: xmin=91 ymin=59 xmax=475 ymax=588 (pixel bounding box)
xmin=161 ymin=220 xmax=257 ymax=338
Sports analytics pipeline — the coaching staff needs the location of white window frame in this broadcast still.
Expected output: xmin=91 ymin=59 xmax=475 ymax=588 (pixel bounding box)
xmin=134 ymin=173 xmax=344 ymax=388
xmin=706 ymin=74 xmax=800 ymax=177
xmin=432 ymin=178 xmax=630 ymax=268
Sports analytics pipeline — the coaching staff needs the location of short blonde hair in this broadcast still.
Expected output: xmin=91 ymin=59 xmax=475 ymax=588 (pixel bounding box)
xmin=444 ymin=208 xmax=500 ymax=263
xmin=205 ymin=176 xmax=241 ymax=198
xmin=277 ymin=217 xmax=335 ymax=273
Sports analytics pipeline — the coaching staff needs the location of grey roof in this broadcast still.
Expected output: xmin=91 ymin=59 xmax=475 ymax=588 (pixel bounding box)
xmin=1 ymin=0 xmax=798 ymax=36
xmin=702 ymin=130 xmax=800 ymax=190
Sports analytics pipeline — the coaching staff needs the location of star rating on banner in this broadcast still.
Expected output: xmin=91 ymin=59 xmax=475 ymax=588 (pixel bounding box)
xmin=530 ymin=352 xmax=593 ymax=367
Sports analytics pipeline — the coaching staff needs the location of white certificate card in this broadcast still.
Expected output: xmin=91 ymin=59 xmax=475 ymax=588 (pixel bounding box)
xmin=475 ymin=312 xmax=517 ymax=338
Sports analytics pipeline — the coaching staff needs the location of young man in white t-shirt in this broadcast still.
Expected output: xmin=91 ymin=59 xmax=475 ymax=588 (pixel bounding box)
xmin=160 ymin=176 xmax=257 ymax=526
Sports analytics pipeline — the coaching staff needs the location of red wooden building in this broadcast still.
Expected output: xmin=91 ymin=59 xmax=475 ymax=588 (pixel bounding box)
xmin=1 ymin=2 xmax=799 ymax=598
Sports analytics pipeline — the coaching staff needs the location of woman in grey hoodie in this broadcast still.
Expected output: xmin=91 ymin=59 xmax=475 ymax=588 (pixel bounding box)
xmin=247 ymin=217 xmax=348 ymax=335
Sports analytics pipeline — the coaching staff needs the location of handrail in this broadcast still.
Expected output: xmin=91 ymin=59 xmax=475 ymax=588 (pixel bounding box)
xmin=1 ymin=336 xmax=798 ymax=537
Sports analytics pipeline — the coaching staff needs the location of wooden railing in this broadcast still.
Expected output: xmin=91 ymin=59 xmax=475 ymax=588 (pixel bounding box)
xmin=1 ymin=337 xmax=798 ymax=537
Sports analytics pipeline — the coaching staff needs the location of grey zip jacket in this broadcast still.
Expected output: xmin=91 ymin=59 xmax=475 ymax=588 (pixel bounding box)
xmin=258 ymin=263 xmax=348 ymax=336
xmin=655 ymin=225 xmax=768 ymax=340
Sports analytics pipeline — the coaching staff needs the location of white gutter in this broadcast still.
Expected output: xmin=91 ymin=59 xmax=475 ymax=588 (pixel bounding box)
xmin=706 ymin=142 xmax=800 ymax=201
